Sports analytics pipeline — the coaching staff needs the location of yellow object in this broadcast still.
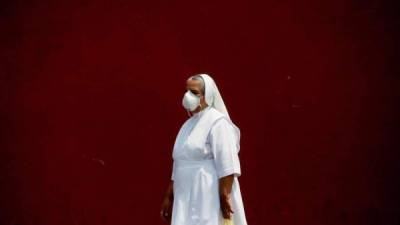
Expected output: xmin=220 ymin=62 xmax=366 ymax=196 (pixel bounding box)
xmin=223 ymin=218 xmax=234 ymax=225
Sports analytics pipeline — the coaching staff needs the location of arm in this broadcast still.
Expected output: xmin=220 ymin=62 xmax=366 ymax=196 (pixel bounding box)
xmin=164 ymin=180 xmax=174 ymax=200
xmin=219 ymin=174 xmax=235 ymax=219
xmin=160 ymin=180 xmax=174 ymax=222
xmin=210 ymin=118 xmax=241 ymax=219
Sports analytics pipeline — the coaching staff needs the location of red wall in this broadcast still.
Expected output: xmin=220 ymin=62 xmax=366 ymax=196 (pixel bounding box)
xmin=1 ymin=1 xmax=399 ymax=225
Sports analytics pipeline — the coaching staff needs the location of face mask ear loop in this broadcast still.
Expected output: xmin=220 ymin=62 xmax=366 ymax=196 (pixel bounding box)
xmin=186 ymin=110 xmax=192 ymax=117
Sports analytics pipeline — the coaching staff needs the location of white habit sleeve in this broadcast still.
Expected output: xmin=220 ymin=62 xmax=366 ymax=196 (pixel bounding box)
xmin=209 ymin=118 xmax=241 ymax=178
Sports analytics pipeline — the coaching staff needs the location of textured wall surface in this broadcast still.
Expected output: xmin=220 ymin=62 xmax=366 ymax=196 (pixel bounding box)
xmin=1 ymin=0 xmax=399 ymax=225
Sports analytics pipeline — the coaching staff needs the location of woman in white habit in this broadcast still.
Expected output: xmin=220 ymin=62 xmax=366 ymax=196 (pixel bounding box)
xmin=160 ymin=74 xmax=248 ymax=225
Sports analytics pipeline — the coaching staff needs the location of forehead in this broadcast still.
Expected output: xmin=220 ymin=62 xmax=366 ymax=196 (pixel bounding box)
xmin=186 ymin=79 xmax=202 ymax=90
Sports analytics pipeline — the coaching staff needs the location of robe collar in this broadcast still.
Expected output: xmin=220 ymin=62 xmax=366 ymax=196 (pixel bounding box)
xmin=190 ymin=105 xmax=211 ymax=119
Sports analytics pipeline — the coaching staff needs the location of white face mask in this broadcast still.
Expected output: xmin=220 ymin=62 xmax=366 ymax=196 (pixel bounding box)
xmin=182 ymin=90 xmax=201 ymax=112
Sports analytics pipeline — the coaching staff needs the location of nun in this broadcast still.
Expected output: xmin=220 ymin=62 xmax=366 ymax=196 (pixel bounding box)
xmin=160 ymin=74 xmax=248 ymax=225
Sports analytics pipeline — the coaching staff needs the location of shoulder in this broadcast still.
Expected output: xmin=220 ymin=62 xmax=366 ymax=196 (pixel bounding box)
xmin=207 ymin=107 xmax=225 ymax=119
xmin=208 ymin=108 xmax=239 ymax=131
xmin=207 ymin=107 xmax=241 ymax=135
xmin=210 ymin=116 xmax=233 ymax=133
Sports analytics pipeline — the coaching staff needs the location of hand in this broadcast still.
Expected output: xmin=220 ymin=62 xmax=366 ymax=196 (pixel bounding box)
xmin=160 ymin=196 xmax=173 ymax=223
xmin=220 ymin=194 xmax=234 ymax=219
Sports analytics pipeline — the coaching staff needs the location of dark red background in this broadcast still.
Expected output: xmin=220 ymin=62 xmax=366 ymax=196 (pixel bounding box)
xmin=1 ymin=0 xmax=399 ymax=225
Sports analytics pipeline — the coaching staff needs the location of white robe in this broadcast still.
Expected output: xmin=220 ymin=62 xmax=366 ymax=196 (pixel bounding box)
xmin=171 ymin=106 xmax=248 ymax=225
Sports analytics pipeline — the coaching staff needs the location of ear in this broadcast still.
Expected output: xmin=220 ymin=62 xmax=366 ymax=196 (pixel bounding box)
xmin=200 ymin=95 xmax=206 ymax=104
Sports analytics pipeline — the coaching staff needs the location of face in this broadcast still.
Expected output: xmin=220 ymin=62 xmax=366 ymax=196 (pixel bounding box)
xmin=185 ymin=79 xmax=205 ymax=109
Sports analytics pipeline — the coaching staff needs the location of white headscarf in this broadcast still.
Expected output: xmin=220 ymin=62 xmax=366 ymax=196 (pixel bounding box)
xmin=198 ymin=74 xmax=231 ymax=120
xmin=197 ymin=74 xmax=241 ymax=145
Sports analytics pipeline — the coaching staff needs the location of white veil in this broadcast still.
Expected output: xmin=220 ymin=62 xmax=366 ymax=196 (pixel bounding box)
xmin=198 ymin=74 xmax=230 ymax=119
xmin=198 ymin=74 xmax=241 ymax=148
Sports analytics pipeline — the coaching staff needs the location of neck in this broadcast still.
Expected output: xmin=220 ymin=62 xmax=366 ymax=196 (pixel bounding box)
xmin=191 ymin=103 xmax=209 ymax=115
